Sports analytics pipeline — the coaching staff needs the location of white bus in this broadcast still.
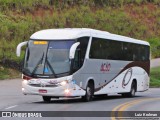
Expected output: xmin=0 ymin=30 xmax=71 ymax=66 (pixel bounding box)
xmin=16 ymin=28 xmax=150 ymax=102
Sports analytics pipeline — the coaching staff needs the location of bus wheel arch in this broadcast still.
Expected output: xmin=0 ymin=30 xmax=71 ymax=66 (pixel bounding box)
xmin=82 ymin=79 xmax=95 ymax=102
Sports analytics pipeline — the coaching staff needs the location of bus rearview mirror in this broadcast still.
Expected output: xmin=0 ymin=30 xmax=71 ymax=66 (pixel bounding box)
xmin=16 ymin=41 xmax=28 ymax=57
xmin=69 ymin=42 xmax=80 ymax=59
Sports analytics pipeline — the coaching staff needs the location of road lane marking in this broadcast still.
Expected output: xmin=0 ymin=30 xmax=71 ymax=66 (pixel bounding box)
xmin=111 ymin=98 xmax=160 ymax=120
xmin=119 ymin=98 xmax=160 ymax=111
xmin=111 ymin=99 xmax=144 ymax=120
xmin=5 ymin=105 xmax=18 ymax=110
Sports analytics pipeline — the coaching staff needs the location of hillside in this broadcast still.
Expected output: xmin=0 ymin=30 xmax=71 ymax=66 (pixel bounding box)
xmin=0 ymin=0 xmax=160 ymax=72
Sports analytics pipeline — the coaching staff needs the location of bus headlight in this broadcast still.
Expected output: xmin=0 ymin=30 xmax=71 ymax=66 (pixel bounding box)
xmin=23 ymin=80 xmax=28 ymax=84
xmin=60 ymin=80 xmax=68 ymax=86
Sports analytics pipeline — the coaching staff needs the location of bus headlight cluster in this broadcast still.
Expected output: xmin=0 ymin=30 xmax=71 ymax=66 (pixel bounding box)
xmin=23 ymin=80 xmax=28 ymax=84
xmin=60 ymin=80 xmax=68 ymax=86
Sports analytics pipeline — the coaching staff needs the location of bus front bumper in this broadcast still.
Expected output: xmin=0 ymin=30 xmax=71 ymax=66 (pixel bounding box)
xmin=22 ymin=80 xmax=86 ymax=97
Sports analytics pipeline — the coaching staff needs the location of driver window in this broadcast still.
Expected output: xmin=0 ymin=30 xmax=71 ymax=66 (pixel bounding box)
xmin=72 ymin=37 xmax=89 ymax=70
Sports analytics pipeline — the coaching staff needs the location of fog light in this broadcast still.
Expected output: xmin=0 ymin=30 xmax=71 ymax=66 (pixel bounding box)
xmin=64 ymin=89 xmax=70 ymax=94
xmin=22 ymin=88 xmax=25 ymax=91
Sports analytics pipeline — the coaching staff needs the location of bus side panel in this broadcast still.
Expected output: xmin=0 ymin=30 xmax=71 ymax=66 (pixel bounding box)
xmin=94 ymin=67 xmax=149 ymax=95
xmin=74 ymin=59 xmax=149 ymax=95
xmin=74 ymin=59 xmax=130 ymax=92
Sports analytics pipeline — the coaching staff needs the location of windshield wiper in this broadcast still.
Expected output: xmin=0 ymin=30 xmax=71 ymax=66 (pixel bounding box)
xmin=46 ymin=59 xmax=57 ymax=78
xmin=32 ymin=52 xmax=44 ymax=75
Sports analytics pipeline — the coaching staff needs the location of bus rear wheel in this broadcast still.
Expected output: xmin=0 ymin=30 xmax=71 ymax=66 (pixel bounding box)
xmin=122 ymin=81 xmax=136 ymax=97
xmin=82 ymin=82 xmax=94 ymax=102
xmin=42 ymin=96 xmax=51 ymax=102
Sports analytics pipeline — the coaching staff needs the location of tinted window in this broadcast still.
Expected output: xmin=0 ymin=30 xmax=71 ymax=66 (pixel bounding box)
xmin=90 ymin=37 xmax=149 ymax=61
xmin=77 ymin=37 xmax=89 ymax=61
xmin=122 ymin=42 xmax=149 ymax=61
xmin=89 ymin=38 xmax=102 ymax=59
xmin=72 ymin=37 xmax=89 ymax=70
xmin=90 ymin=38 xmax=123 ymax=60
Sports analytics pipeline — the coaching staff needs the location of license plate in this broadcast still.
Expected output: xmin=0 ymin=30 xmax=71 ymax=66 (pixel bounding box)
xmin=39 ymin=89 xmax=47 ymax=93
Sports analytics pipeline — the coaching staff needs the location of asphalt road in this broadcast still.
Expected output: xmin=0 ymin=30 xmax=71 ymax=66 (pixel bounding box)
xmin=0 ymin=79 xmax=160 ymax=120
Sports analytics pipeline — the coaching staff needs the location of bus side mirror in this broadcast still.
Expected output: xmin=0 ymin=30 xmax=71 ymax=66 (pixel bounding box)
xmin=69 ymin=42 xmax=80 ymax=59
xmin=16 ymin=41 xmax=28 ymax=57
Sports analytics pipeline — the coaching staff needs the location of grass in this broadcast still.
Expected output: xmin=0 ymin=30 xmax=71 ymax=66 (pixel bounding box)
xmin=150 ymin=67 xmax=160 ymax=87
xmin=0 ymin=66 xmax=21 ymax=80
xmin=0 ymin=66 xmax=9 ymax=79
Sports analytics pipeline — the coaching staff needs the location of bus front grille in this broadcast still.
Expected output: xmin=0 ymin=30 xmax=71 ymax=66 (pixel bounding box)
xmin=28 ymin=84 xmax=58 ymax=87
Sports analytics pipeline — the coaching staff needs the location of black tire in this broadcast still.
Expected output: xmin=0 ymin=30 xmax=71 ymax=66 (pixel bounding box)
xmin=42 ymin=96 xmax=51 ymax=102
xmin=122 ymin=81 xmax=136 ymax=98
xmin=82 ymin=82 xmax=94 ymax=102
xmin=129 ymin=81 xmax=136 ymax=97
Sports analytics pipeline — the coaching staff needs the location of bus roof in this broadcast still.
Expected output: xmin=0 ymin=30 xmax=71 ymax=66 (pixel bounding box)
xmin=30 ymin=28 xmax=150 ymax=46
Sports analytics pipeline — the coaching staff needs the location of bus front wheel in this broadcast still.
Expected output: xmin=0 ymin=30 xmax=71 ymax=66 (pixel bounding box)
xmin=82 ymin=82 xmax=94 ymax=102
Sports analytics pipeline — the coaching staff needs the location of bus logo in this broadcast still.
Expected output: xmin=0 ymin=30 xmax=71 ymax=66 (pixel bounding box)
xmin=122 ymin=68 xmax=132 ymax=88
xmin=100 ymin=63 xmax=111 ymax=72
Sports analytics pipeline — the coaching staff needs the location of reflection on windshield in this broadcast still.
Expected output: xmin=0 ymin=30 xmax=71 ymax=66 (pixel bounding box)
xmin=46 ymin=41 xmax=74 ymax=75
xmin=32 ymin=52 xmax=44 ymax=75
xmin=23 ymin=40 xmax=75 ymax=77
xmin=24 ymin=41 xmax=48 ymax=75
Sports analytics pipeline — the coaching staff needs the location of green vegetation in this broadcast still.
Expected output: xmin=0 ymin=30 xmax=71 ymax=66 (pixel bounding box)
xmin=0 ymin=0 xmax=160 ymax=80
xmin=150 ymin=67 xmax=160 ymax=87
xmin=0 ymin=66 xmax=20 ymax=80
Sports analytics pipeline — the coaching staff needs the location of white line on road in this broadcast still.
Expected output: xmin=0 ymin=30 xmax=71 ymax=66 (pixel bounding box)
xmin=5 ymin=105 xmax=18 ymax=110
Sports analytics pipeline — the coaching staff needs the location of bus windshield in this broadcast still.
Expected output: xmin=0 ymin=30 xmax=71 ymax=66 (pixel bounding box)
xmin=23 ymin=40 xmax=75 ymax=77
